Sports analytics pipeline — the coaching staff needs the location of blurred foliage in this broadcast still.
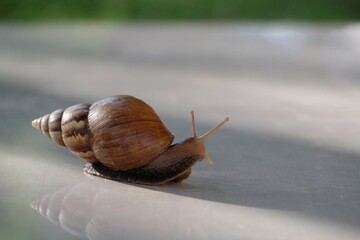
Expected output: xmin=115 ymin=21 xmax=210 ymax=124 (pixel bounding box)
xmin=0 ymin=0 xmax=359 ymax=20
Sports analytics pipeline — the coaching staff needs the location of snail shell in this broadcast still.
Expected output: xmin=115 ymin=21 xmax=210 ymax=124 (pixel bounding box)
xmin=32 ymin=95 xmax=173 ymax=170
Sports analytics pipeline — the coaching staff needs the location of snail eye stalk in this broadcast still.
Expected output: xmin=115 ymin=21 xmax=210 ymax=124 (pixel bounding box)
xmin=190 ymin=111 xmax=229 ymax=165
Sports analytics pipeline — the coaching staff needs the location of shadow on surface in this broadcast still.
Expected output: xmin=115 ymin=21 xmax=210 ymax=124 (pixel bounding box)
xmin=1 ymin=78 xmax=360 ymax=228
xmin=141 ymin=119 xmax=360 ymax=228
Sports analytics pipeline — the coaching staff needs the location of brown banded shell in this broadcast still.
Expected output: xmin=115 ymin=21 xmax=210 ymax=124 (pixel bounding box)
xmin=32 ymin=95 xmax=174 ymax=170
xmin=61 ymin=103 xmax=97 ymax=163
xmin=32 ymin=109 xmax=65 ymax=146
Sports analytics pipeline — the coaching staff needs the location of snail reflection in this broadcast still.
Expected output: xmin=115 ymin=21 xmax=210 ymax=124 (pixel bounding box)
xmin=32 ymin=95 xmax=229 ymax=185
xmin=31 ymin=176 xmax=241 ymax=240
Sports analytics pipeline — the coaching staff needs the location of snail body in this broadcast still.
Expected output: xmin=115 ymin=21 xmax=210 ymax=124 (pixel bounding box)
xmin=32 ymin=95 xmax=229 ymax=185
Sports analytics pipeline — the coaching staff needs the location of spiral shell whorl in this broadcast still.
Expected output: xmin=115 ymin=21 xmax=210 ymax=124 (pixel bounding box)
xmin=32 ymin=104 xmax=97 ymax=163
xmin=61 ymin=104 xmax=97 ymax=163
xmin=88 ymin=95 xmax=174 ymax=170
xmin=32 ymin=110 xmax=65 ymax=146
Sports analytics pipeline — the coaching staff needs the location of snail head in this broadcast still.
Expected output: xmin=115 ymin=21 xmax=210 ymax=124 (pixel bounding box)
xmin=190 ymin=111 xmax=229 ymax=165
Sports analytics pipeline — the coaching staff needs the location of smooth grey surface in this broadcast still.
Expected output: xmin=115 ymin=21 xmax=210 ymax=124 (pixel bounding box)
xmin=0 ymin=23 xmax=360 ymax=240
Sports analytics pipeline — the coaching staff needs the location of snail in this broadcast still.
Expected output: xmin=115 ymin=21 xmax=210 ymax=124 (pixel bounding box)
xmin=32 ymin=95 xmax=229 ymax=185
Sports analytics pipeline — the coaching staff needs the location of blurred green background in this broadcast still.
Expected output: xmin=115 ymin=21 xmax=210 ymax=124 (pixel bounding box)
xmin=1 ymin=0 xmax=360 ymax=21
